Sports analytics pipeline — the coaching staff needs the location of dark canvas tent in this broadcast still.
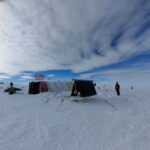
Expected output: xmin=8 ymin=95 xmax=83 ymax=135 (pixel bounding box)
xmin=71 ymin=80 xmax=97 ymax=97
xmin=28 ymin=81 xmax=48 ymax=94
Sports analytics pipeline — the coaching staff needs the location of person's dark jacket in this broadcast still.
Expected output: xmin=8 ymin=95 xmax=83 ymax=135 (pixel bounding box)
xmin=115 ymin=83 xmax=120 ymax=90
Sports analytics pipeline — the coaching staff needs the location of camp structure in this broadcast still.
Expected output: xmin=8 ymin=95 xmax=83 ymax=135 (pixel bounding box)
xmin=71 ymin=80 xmax=97 ymax=97
xmin=28 ymin=81 xmax=48 ymax=94
xmin=28 ymin=80 xmax=96 ymax=97
xmin=28 ymin=81 xmax=73 ymax=94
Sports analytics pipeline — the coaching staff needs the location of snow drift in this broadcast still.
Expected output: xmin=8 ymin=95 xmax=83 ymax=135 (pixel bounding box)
xmin=0 ymin=84 xmax=150 ymax=150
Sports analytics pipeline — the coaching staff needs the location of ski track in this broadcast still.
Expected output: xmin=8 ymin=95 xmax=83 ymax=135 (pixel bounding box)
xmin=0 ymin=86 xmax=150 ymax=150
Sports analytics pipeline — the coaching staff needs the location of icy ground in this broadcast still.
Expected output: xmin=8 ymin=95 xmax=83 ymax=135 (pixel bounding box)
xmin=0 ymin=85 xmax=150 ymax=150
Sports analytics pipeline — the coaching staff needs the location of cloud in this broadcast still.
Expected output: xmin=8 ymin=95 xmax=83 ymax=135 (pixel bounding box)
xmin=22 ymin=73 xmax=33 ymax=76
xmin=0 ymin=0 xmax=150 ymax=75
xmin=80 ymin=73 xmax=97 ymax=79
xmin=100 ymin=69 xmax=150 ymax=86
xmin=0 ymin=74 xmax=11 ymax=80
xmin=47 ymin=74 xmax=55 ymax=79
xmin=20 ymin=75 xmax=34 ymax=80
xmin=101 ymin=69 xmax=150 ymax=80
xmin=80 ymin=61 xmax=150 ymax=85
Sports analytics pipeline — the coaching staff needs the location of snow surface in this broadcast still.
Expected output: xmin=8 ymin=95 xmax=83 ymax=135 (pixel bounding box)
xmin=0 ymin=85 xmax=150 ymax=150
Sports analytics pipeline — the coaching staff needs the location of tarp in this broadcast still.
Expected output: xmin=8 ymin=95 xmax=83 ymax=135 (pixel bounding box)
xmin=40 ymin=82 xmax=48 ymax=93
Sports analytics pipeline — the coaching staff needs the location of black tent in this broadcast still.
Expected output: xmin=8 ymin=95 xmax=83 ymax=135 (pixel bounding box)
xmin=28 ymin=82 xmax=48 ymax=94
xmin=29 ymin=82 xmax=39 ymax=94
xmin=71 ymin=80 xmax=97 ymax=97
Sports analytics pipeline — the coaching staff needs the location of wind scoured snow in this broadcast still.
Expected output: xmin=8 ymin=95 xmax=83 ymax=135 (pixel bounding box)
xmin=0 ymin=85 xmax=150 ymax=150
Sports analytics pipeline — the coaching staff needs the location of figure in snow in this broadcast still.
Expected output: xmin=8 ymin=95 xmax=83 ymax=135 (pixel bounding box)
xmin=115 ymin=82 xmax=120 ymax=96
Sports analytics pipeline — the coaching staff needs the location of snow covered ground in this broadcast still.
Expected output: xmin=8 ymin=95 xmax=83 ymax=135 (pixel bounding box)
xmin=0 ymin=85 xmax=150 ymax=150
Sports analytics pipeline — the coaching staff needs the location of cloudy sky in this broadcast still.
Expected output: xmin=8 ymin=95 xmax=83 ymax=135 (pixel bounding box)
xmin=0 ymin=0 xmax=150 ymax=84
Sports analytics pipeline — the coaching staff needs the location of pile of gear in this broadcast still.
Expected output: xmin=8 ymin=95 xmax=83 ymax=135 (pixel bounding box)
xmin=4 ymin=82 xmax=21 ymax=95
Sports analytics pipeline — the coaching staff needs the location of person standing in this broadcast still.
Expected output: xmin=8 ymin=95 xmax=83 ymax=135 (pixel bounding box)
xmin=115 ymin=82 xmax=120 ymax=96
xmin=9 ymin=82 xmax=14 ymax=95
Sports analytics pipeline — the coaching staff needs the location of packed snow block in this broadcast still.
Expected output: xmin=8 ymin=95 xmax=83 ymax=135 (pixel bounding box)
xmin=47 ymin=81 xmax=73 ymax=92
xmin=28 ymin=82 xmax=48 ymax=94
xmin=71 ymin=80 xmax=97 ymax=97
